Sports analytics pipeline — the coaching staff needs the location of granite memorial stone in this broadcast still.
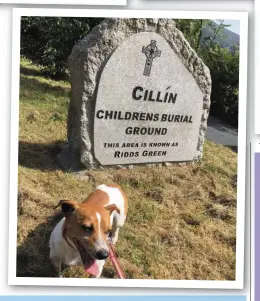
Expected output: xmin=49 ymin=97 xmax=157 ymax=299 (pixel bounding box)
xmin=67 ymin=18 xmax=211 ymax=168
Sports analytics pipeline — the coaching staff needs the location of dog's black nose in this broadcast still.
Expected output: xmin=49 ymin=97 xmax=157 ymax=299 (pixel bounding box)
xmin=96 ymin=249 xmax=109 ymax=260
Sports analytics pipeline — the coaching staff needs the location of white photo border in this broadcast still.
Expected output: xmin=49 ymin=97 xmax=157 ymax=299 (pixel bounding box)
xmin=9 ymin=8 xmax=248 ymax=289
xmin=0 ymin=0 xmax=126 ymax=6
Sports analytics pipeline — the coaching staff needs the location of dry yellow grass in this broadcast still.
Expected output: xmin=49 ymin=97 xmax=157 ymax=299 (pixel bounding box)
xmin=17 ymin=59 xmax=237 ymax=280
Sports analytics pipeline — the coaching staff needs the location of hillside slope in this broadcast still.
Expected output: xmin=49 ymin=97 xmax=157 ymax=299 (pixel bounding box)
xmin=202 ymin=21 xmax=240 ymax=49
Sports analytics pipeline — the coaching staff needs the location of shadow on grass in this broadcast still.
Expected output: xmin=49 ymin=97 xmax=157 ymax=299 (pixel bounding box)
xmin=19 ymin=141 xmax=63 ymax=171
xmin=19 ymin=141 xmax=84 ymax=172
xmin=20 ymin=64 xmax=69 ymax=81
xmin=20 ymin=76 xmax=70 ymax=99
xmin=20 ymin=66 xmax=43 ymax=77
xmin=226 ymin=145 xmax=238 ymax=153
xmin=17 ymin=212 xmax=63 ymax=277
xmin=17 ymin=209 xmax=117 ymax=278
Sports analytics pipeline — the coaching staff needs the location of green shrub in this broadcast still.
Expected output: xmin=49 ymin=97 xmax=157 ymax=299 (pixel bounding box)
xmin=21 ymin=17 xmax=103 ymax=77
xmin=202 ymin=44 xmax=239 ymax=125
xmin=175 ymin=19 xmax=239 ymax=126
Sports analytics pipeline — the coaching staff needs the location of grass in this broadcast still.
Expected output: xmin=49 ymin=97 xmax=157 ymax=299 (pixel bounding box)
xmin=17 ymin=58 xmax=237 ymax=280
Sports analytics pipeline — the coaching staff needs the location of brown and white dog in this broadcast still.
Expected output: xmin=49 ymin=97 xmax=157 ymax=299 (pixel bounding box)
xmin=49 ymin=184 xmax=128 ymax=278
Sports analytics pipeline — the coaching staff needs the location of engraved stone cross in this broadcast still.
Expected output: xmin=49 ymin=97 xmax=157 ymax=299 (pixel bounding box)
xmin=142 ymin=40 xmax=161 ymax=76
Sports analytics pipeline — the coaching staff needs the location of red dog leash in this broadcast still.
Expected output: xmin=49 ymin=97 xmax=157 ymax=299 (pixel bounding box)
xmin=108 ymin=242 xmax=126 ymax=279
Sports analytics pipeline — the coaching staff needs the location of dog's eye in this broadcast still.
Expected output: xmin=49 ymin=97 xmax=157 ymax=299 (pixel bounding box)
xmin=81 ymin=225 xmax=93 ymax=232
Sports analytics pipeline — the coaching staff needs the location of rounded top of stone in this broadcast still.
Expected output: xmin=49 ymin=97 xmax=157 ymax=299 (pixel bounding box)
xmin=69 ymin=18 xmax=211 ymax=96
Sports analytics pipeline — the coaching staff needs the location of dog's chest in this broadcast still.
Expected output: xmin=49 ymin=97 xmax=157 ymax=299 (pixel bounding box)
xmin=63 ymin=246 xmax=82 ymax=266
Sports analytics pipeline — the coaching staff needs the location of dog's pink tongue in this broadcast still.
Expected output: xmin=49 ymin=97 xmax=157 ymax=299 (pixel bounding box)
xmin=84 ymin=259 xmax=99 ymax=276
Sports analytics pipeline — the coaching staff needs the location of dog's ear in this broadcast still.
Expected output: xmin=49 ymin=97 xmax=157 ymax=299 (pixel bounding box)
xmin=54 ymin=200 xmax=78 ymax=217
xmin=104 ymin=204 xmax=120 ymax=215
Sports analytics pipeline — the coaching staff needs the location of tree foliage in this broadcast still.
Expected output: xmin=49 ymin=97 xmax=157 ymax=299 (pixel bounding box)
xmin=21 ymin=17 xmax=239 ymax=125
xmin=202 ymin=44 xmax=239 ymax=125
xmin=21 ymin=17 xmax=103 ymax=77
xmin=175 ymin=19 xmax=239 ymax=125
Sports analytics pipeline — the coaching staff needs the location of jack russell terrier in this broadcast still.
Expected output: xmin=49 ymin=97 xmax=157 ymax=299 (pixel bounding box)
xmin=49 ymin=184 xmax=128 ymax=278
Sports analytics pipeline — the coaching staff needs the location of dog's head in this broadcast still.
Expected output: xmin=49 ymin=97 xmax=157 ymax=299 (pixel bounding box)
xmin=55 ymin=199 xmax=120 ymax=274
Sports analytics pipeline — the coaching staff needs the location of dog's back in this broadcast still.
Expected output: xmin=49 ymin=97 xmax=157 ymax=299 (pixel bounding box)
xmin=84 ymin=184 xmax=128 ymax=227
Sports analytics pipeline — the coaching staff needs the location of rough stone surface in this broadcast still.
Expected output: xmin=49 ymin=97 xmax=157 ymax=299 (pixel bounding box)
xmin=67 ymin=18 xmax=211 ymax=169
xmin=94 ymin=32 xmax=204 ymax=165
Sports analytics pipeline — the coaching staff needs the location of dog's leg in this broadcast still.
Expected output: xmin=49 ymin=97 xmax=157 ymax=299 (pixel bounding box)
xmin=50 ymin=256 xmax=62 ymax=278
xmin=110 ymin=212 xmax=126 ymax=245
xmin=111 ymin=227 xmax=120 ymax=245
xmin=89 ymin=260 xmax=105 ymax=278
